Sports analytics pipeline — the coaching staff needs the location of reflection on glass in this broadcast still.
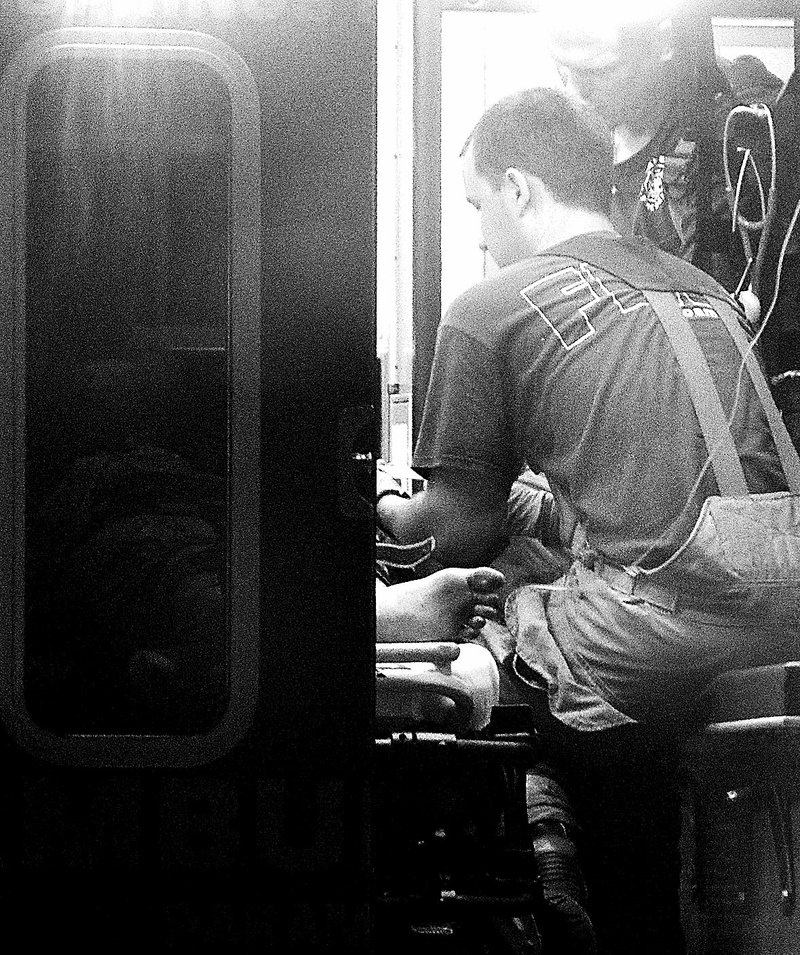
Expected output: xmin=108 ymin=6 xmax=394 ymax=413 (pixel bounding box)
xmin=23 ymin=57 xmax=233 ymax=734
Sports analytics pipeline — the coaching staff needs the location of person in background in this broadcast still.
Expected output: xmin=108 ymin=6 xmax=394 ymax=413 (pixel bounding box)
xmin=720 ymin=52 xmax=785 ymax=109
xmin=540 ymin=0 xmax=749 ymax=296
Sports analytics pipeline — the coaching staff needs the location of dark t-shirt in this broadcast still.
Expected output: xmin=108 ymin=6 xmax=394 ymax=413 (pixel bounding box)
xmin=414 ymin=232 xmax=786 ymax=570
xmin=611 ymin=96 xmax=743 ymax=292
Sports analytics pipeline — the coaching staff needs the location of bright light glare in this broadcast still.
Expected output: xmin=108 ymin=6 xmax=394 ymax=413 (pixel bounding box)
xmin=63 ymin=0 xmax=154 ymax=17
xmin=61 ymin=0 xmax=237 ymax=20
xmin=104 ymin=0 xmax=152 ymax=16
xmin=537 ymin=0 xmax=681 ymax=27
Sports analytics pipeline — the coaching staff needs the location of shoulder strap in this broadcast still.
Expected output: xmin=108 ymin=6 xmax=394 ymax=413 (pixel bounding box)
xmin=642 ymin=289 xmax=749 ymax=497
xmin=643 ymin=289 xmax=800 ymax=495
xmin=714 ymin=306 xmax=800 ymax=493
xmin=642 ymin=289 xmax=748 ymax=497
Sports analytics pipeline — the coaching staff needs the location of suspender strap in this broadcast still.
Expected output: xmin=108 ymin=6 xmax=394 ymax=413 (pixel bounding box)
xmin=642 ymin=289 xmax=749 ymax=498
xmin=715 ymin=308 xmax=800 ymax=494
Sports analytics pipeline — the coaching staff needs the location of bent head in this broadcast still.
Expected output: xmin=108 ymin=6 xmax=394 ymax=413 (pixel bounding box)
xmin=461 ymin=88 xmax=612 ymax=267
xmin=539 ymin=0 xmax=682 ymax=128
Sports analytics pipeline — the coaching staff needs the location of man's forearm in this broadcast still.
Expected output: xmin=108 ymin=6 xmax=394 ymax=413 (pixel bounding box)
xmin=377 ymin=487 xmax=436 ymax=545
xmin=377 ymin=471 xmax=507 ymax=567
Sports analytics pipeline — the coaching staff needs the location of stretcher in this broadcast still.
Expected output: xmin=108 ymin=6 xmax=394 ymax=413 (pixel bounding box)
xmin=376 ymin=640 xmax=500 ymax=734
xmin=374 ymin=639 xmax=546 ymax=953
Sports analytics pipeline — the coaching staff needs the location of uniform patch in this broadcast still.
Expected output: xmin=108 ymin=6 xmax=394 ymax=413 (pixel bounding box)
xmin=641 ymin=156 xmax=666 ymax=211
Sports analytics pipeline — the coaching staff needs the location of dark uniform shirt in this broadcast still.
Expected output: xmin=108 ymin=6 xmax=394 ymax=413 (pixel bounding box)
xmin=611 ymin=99 xmax=743 ymax=292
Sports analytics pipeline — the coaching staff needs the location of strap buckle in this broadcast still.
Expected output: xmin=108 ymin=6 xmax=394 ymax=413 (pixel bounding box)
xmin=594 ymin=561 xmax=678 ymax=613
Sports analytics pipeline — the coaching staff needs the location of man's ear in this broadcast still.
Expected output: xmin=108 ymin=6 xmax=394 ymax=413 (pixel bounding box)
xmin=504 ymin=167 xmax=533 ymax=215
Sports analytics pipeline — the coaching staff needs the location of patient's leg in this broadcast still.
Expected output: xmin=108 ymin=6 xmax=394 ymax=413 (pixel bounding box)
xmin=376 ymin=566 xmax=505 ymax=644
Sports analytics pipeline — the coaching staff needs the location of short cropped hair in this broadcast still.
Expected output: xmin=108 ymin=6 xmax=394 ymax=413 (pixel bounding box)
xmin=464 ymin=88 xmax=613 ymax=217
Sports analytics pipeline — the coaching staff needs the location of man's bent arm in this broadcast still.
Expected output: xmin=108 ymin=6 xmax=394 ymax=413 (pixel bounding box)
xmin=377 ymin=466 xmax=508 ymax=567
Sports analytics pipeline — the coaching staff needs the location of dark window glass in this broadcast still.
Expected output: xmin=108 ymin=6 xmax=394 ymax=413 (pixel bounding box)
xmin=23 ymin=58 xmax=233 ymax=735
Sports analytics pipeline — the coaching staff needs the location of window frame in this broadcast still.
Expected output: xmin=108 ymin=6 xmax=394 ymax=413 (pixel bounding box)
xmin=0 ymin=26 xmax=262 ymax=767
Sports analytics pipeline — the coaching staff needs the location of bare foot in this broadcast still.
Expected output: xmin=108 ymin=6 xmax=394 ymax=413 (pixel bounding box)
xmin=376 ymin=567 xmax=506 ymax=644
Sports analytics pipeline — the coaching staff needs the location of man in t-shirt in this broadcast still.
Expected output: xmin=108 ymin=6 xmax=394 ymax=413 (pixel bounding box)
xmin=376 ymin=87 xmax=799 ymax=954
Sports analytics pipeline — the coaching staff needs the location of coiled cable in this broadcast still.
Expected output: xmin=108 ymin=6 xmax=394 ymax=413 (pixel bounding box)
xmin=723 ymin=103 xmax=778 ymax=301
